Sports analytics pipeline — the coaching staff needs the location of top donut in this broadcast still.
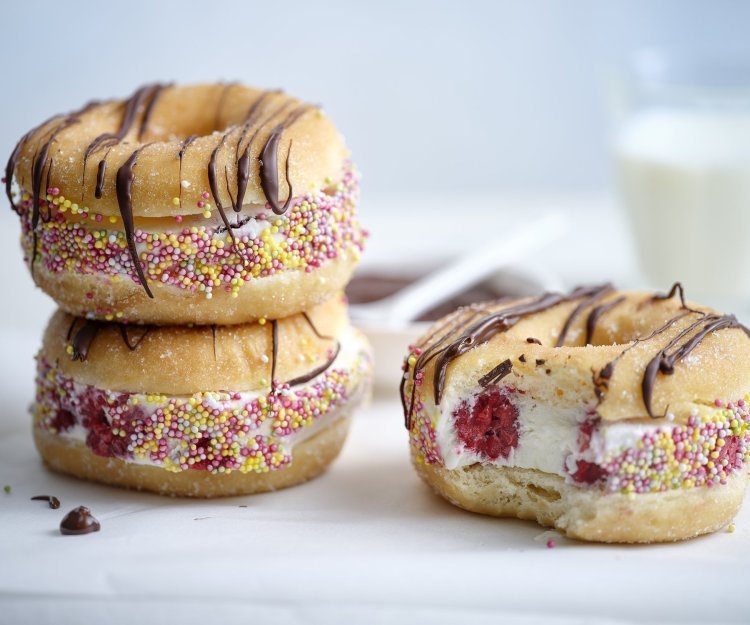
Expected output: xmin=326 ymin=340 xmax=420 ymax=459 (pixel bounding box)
xmin=6 ymin=83 xmax=365 ymax=324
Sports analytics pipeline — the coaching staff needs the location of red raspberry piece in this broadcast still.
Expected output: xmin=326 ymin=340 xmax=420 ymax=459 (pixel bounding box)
xmin=570 ymin=459 xmax=606 ymax=484
xmin=453 ymin=387 xmax=519 ymax=460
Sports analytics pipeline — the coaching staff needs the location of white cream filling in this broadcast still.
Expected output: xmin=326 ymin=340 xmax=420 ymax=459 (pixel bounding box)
xmin=435 ymin=387 xmax=669 ymax=481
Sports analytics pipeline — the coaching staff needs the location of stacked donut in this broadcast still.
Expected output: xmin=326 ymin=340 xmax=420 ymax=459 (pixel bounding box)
xmin=7 ymin=83 xmax=372 ymax=496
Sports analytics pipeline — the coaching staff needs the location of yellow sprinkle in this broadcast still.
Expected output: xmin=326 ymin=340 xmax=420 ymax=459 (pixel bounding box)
xmin=109 ymin=216 xmax=117 ymax=224
xmin=728 ymin=523 xmax=736 ymax=533
xmin=258 ymin=317 xmax=267 ymax=326
xmin=203 ymin=210 xmax=211 ymax=218
xmin=172 ymin=197 xmax=180 ymax=206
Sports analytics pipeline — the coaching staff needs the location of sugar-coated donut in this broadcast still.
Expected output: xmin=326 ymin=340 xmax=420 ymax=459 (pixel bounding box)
xmin=33 ymin=296 xmax=372 ymax=497
xmin=400 ymin=284 xmax=750 ymax=542
xmin=7 ymin=83 xmax=365 ymax=324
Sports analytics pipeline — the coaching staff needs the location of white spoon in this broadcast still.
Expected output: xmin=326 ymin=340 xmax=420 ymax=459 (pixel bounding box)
xmin=350 ymin=211 xmax=568 ymax=328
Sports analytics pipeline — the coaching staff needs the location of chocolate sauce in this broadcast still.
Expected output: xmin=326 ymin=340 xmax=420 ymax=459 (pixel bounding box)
xmin=177 ymin=134 xmax=199 ymax=202
xmin=526 ymin=337 xmax=542 ymax=345
xmin=31 ymin=495 xmax=60 ymax=509
xmin=115 ymin=144 xmax=154 ymax=297
xmin=59 ymin=506 xmax=100 ymax=535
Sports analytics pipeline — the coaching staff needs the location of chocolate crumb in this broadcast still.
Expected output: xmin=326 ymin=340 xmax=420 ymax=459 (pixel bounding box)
xmin=60 ymin=506 xmax=100 ymax=535
xmin=31 ymin=495 xmax=60 ymax=509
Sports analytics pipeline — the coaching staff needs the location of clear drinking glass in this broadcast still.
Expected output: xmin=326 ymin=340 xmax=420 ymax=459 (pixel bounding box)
xmin=611 ymin=49 xmax=750 ymax=307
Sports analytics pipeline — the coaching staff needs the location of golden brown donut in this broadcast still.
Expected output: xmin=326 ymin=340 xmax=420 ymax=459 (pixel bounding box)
xmin=400 ymin=283 xmax=750 ymax=542
xmin=33 ymin=296 xmax=373 ymax=497
xmin=7 ymin=83 xmax=365 ymax=323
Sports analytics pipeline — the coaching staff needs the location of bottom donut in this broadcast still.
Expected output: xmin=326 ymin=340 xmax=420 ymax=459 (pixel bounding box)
xmin=35 ymin=417 xmax=352 ymax=498
xmin=32 ymin=296 xmax=372 ymax=497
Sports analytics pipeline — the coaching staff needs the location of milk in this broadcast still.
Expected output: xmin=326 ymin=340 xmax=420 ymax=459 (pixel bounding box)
xmin=615 ymin=108 xmax=750 ymax=302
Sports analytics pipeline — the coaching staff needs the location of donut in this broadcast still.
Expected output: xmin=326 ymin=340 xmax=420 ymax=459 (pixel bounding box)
xmin=6 ymin=83 xmax=365 ymax=324
xmin=400 ymin=283 xmax=750 ymax=542
xmin=33 ymin=296 xmax=372 ymax=497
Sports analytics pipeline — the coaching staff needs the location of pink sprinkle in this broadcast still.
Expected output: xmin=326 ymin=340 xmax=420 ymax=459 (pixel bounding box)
xmin=95 ymin=214 xmax=102 ymax=222
xmin=202 ymin=191 xmax=210 ymax=199
xmin=175 ymin=215 xmax=183 ymax=223
xmin=715 ymin=399 xmax=724 ymax=407
xmin=546 ymin=539 xmax=556 ymax=549
xmin=738 ymin=399 xmax=745 ymax=408
xmin=197 ymin=201 xmax=205 ymax=208
xmin=85 ymin=292 xmax=94 ymax=299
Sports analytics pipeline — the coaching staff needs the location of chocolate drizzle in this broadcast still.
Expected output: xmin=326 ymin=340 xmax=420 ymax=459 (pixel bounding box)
xmin=31 ymin=495 xmax=60 ymax=509
xmin=259 ymin=105 xmax=310 ymax=214
xmin=67 ymin=318 xmax=151 ymax=362
xmin=403 ymin=283 xmax=750 ymax=430
xmin=641 ymin=313 xmax=750 ymax=417
xmin=82 ymin=83 xmax=167 ymax=181
xmin=116 ymin=144 xmax=154 ymax=296
xmin=584 ymin=296 xmax=625 ymax=345
xmin=431 ymin=286 xmax=605 ymax=405
xmin=555 ymin=284 xmax=613 ymax=347
xmin=60 ymin=506 xmax=100 ymax=535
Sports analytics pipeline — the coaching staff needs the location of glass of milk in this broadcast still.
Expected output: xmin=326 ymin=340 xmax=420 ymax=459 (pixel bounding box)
xmin=613 ymin=49 xmax=750 ymax=305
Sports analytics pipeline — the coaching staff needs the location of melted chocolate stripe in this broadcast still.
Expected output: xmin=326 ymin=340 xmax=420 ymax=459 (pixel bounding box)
xmin=5 ymin=115 xmax=62 ymax=213
xmin=285 ymin=343 xmax=342 ymax=387
xmin=177 ymin=134 xmax=198 ymax=202
xmin=207 ymin=133 xmax=239 ymax=251
xmin=641 ymin=313 xmax=749 ymax=417
xmin=138 ymin=84 xmax=171 ymax=140
xmin=259 ymin=105 xmax=311 ymax=214
xmin=432 ymin=286 xmax=606 ymax=405
xmin=82 ymin=85 xmax=163 ymax=188
xmin=234 ymin=97 xmax=293 ymax=212
xmin=70 ymin=319 xmax=153 ymax=362
xmin=402 ymin=306 xmax=490 ymax=428
xmin=584 ymin=296 xmax=626 ymax=345
xmin=115 ymin=144 xmax=154 ymax=297
xmin=593 ymin=310 xmax=694 ymax=401
xmin=555 ymin=284 xmax=613 ymax=347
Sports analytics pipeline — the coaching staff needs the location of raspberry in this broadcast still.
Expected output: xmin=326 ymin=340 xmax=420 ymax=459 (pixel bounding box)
xmin=453 ymin=387 xmax=519 ymax=460
xmin=570 ymin=459 xmax=606 ymax=484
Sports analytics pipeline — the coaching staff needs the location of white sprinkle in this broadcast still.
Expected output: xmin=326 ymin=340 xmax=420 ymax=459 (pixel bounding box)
xmin=181 ymin=180 xmax=191 ymax=188
xmin=261 ymin=354 xmax=269 ymax=364
xmin=666 ymin=412 xmax=675 ymax=422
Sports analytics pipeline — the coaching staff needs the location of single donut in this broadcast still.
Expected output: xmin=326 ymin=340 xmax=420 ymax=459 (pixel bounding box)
xmin=7 ymin=83 xmax=365 ymax=324
xmin=400 ymin=283 xmax=750 ymax=543
xmin=33 ymin=296 xmax=372 ymax=497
